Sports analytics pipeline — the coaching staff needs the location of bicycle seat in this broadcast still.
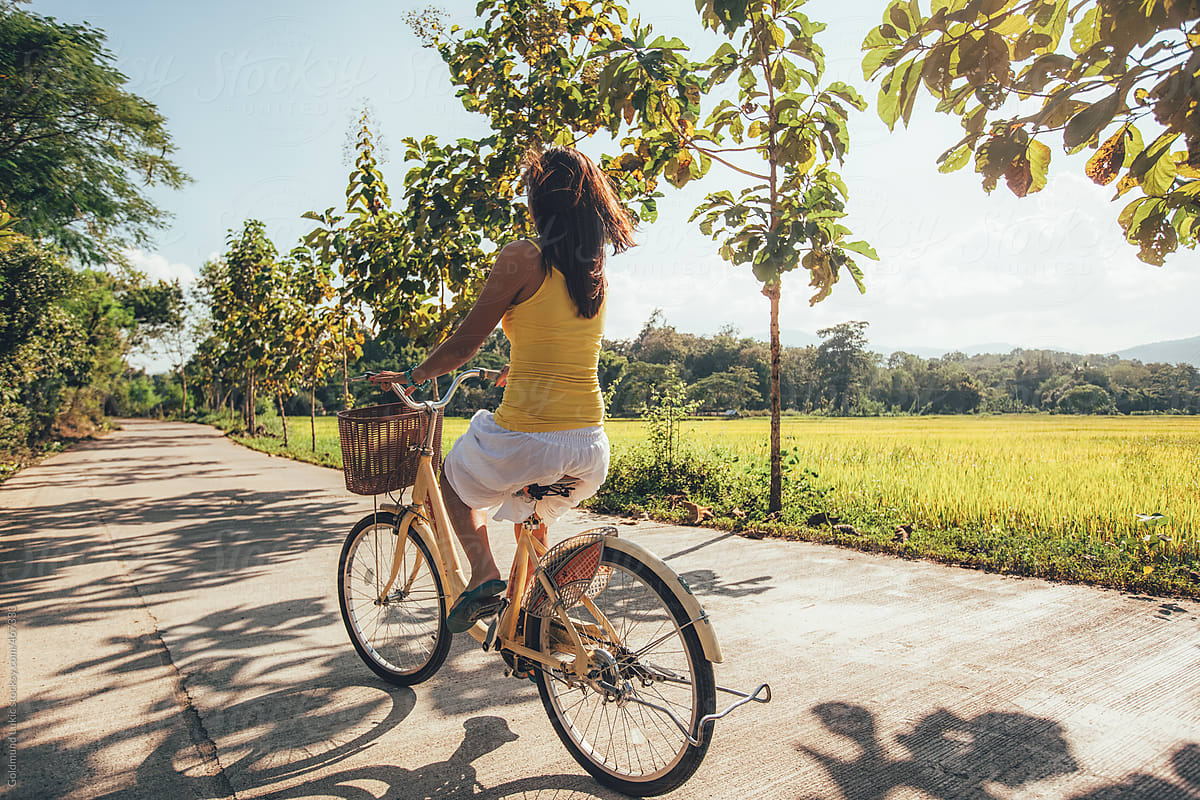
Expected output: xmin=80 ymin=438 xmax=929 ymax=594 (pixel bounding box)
xmin=517 ymin=476 xmax=580 ymax=501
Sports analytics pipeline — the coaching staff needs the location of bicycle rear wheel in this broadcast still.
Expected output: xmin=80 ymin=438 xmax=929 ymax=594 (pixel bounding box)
xmin=525 ymin=548 xmax=716 ymax=797
xmin=338 ymin=511 xmax=450 ymax=685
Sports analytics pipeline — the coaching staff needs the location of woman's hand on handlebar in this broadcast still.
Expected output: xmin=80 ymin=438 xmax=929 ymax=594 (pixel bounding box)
xmin=368 ymin=371 xmax=419 ymax=396
xmin=496 ymin=364 xmax=509 ymax=388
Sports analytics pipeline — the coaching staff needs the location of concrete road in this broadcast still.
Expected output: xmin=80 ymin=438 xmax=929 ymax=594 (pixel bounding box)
xmin=1 ymin=419 xmax=1197 ymax=800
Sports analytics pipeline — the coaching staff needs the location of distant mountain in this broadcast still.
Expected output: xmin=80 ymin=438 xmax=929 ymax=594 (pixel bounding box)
xmin=776 ymin=328 xmax=1200 ymax=367
xmin=878 ymin=342 xmax=1040 ymax=359
xmin=1112 ymin=335 xmax=1200 ymax=367
xmin=778 ymin=329 xmax=821 ymax=348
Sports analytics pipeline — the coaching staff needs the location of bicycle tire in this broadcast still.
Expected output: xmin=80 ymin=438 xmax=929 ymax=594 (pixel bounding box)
xmin=525 ymin=547 xmax=716 ymax=797
xmin=338 ymin=511 xmax=450 ymax=686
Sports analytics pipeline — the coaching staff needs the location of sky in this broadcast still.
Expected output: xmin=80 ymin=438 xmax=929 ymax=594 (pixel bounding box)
xmin=30 ymin=0 xmax=1200 ymax=365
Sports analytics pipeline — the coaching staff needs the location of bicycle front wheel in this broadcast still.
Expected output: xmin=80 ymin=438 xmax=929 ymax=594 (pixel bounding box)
xmin=525 ymin=547 xmax=716 ymax=797
xmin=338 ymin=511 xmax=450 ymax=686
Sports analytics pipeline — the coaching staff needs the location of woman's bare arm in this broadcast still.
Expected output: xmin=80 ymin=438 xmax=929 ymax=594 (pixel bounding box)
xmin=409 ymin=240 xmax=541 ymax=383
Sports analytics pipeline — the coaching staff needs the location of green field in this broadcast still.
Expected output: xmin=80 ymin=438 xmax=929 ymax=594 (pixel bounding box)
xmin=230 ymin=412 xmax=1200 ymax=596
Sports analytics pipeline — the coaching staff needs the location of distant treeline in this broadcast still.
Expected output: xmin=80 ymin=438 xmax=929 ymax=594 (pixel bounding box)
xmin=149 ymin=315 xmax=1196 ymax=420
xmin=595 ymin=317 xmax=1200 ymax=416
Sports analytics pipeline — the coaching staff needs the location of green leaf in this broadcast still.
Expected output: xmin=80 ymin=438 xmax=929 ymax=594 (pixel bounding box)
xmin=1128 ymin=131 xmax=1180 ymax=180
xmin=767 ymin=20 xmax=786 ymax=49
xmin=1062 ymin=93 xmax=1119 ymax=151
xmin=1069 ymin=5 xmax=1101 ymax=55
xmin=647 ymin=35 xmax=688 ymax=51
xmin=876 ymin=65 xmax=905 ymax=130
xmin=771 ymin=59 xmax=787 ymax=90
xmin=1142 ymin=149 xmax=1178 ymax=196
xmin=938 ymin=144 xmax=972 ymax=173
xmin=826 ymin=81 xmax=868 ymax=111
xmin=862 ymin=45 xmax=898 ymax=81
xmin=846 ymin=259 xmax=867 ymax=293
xmin=842 ymin=240 xmax=879 ymax=259
xmin=898 ymin=57 xmax=924 ymax=125
xmin=1124 ymin=197 xmax=1163 ymax=237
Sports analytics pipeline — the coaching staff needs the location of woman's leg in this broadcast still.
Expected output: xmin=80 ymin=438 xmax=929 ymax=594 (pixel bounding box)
xmin=440 ymin=470 xmax=503 ymax=592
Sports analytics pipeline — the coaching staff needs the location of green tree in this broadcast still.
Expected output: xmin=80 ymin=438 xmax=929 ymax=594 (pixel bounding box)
xmin=0 ymin=236 xmax=84 ymax=451
xmin=862 ymin=0 xmax=1200 ymax=265
xmin=925 ymin=360 xmax=984 ymax=413
xmin=0 ymin=7 xmax=188 ymax=264
xmin=641 ymin=383 xmax=700 ymax=483
xmin=815 ymin=321 xmax=874 ymax=414
xmin=1057 ymin=383 xmax=1114 ymax=414
xmin=203 ymin=221 xmax=290 ymax=434
xmin=397 ymin=1 xmax=654 ymax=356
xmin=601 ymin=0 xmax=877 ymax=511
xmin=688 ymin=365 xmax=763 ymax=411
xmin=611 ymin=361 xmax=682 ymax=417
xmin=284 ymin=244 xmax=344 ymax=450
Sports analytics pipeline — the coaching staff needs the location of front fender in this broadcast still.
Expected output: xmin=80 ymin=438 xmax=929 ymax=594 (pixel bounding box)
xmin=604 ymin=536 xmax=723 ymax=664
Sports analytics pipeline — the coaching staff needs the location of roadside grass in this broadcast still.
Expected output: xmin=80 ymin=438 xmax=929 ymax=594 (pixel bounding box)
xmin=207 ymin=410 xmax=1200 ymax=598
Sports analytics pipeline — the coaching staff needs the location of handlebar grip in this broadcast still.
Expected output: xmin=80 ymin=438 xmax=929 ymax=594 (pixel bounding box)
xmin=478 ymin=368 xmax=502 ymax=382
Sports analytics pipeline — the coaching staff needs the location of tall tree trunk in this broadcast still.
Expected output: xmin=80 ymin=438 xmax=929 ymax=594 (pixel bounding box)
xmin=767 ymin=283 xmax=782 ymax=513
xmin=277 ymin=392 xmax=289 ymax=448
xmin=247 ymin=371 xmax=257 ymax=434
xmin=311 ymin=386 xmax=317 ymax=451
xmin=762 ymin=25 xmax=783 ymax=514
xmin=180 ymin=370 xmax=188 ymax=415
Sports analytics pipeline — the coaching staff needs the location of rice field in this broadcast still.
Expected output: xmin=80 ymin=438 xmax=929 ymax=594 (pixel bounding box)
xmin=665 ymin=416 xmax=1200 ymax=550
xmin=252 ymin=413 xmax=1198 ymax=552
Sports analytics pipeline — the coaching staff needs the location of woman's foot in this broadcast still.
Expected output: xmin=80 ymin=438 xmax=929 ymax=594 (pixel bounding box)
xmin=446 ymin=578 xmax=506 ymax=634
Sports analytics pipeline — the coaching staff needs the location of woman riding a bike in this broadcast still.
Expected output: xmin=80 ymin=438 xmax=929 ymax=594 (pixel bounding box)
xmin=371 ymin=146 xmax=635 ymax=633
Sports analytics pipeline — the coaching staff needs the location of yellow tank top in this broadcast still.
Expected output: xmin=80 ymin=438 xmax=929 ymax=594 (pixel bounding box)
xmin=492 ymin=248 xmax=606 ymax=432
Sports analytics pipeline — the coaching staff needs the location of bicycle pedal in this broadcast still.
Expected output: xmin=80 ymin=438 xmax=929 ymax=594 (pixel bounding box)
xmin=466 ymin=596 xmax=504 ymax=625
xmin=482 ymin=601 xmax=507 ymax=652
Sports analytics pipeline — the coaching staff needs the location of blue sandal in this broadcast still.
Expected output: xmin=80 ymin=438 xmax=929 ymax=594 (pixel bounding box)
xmin=446 ymin=579 xmax=506 ymax=634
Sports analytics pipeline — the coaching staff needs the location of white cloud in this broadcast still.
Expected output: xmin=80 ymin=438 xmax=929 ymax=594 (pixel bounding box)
xmin=123 ymin=248 xmax=197 ymax=285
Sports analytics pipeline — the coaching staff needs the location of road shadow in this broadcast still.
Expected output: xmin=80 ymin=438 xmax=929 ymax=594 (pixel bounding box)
xmin=0 ymin=484 xmax=355 ymax=624
xmin=1 ymin=424 xmax=422 ymax=798
xmin=253 ymin=715 xmax=623 ymax=800
xmin=1068 ymin=742 xmax=1200 ymax=798
xmin=680 ymin=567 xmax=772 ymax=598
xmin=797 ymin=701 xmax=1200 ymax=800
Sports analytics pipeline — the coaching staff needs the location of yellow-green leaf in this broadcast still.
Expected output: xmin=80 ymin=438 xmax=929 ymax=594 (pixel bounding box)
xmin=1142 ymin=149 xmax=1178 ymax=196
xmin=1027 ymin=139 xmax=1050 ymax=193
xmin=1070 ymin=5 xmax=1101 ymax=54
xmin=938 ymin=144 xmax=972 ymax=173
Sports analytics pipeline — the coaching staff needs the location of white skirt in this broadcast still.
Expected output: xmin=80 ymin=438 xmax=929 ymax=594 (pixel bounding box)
xmin=442 ymin=409 xmax=609 ymax=524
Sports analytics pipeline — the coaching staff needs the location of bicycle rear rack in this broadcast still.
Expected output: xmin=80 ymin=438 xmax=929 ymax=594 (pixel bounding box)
xmin=600 ymin=672 xmax=772 ymax=747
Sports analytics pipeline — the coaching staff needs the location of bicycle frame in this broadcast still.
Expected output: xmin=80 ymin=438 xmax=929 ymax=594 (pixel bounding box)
xmin=372 ymin=395 xmax=611 ymax=679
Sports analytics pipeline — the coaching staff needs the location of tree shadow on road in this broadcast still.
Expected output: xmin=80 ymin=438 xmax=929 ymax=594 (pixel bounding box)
xmin=1 ymin=425 xmax=422 ymax=798
xmin=796 ymin=701 xmax=1200 ymax=800
xmin=0 ymin=484 xmax=355 ymax=624
xmin=254 ymin=714 xmax=623 ymax=800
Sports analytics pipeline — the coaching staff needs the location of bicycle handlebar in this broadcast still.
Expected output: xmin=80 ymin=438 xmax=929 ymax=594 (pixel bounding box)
xmin=351 ymin=368 xmax=502 ymax=412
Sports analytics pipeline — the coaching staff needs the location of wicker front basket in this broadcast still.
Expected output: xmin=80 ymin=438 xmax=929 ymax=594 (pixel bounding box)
xmin=336 ymin=403 xmax=443 ymax=496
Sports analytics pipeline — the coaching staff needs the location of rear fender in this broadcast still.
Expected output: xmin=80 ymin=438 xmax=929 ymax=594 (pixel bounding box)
xmin=603 ymin=536 xmax=723 ymax=663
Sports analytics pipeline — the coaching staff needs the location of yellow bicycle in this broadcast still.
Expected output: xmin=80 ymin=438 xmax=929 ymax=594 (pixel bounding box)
xmin=335 ymin=369 xmax=769 ymax=797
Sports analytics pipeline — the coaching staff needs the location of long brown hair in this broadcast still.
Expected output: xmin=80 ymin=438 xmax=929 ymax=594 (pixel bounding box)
xmin=521 ymin=147 xmax=635 ymax=319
